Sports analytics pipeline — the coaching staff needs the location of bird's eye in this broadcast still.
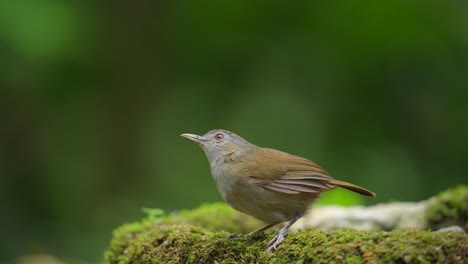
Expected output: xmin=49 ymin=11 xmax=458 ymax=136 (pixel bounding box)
xmin=214 ymin=133 xmax=224 ymax=140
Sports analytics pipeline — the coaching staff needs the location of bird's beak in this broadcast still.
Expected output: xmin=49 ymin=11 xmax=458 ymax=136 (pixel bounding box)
xmin=181 ymin=133 xmax=207 ymax=145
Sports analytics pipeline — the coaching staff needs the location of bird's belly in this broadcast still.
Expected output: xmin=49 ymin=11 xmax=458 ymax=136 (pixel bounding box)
xmin=212 ymin=170 xmax=317 ymax=223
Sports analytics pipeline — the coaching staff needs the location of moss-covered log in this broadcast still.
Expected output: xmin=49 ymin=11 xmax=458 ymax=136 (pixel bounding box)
xmin=105 ymin=223 xmax=466 ymax=263
xmin=105 ymin=186 xmax=468 ymax=263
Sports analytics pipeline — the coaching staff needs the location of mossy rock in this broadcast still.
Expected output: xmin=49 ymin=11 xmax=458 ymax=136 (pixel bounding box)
xmin=105 ymin=187 xmax=468 ymax=263
xmin=426 ymin=185 xmax=468 ymax=231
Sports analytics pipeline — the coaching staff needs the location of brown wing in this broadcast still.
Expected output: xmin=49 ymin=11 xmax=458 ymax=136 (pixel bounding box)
xmin=243 ymin=148 xmax=334 ymax=195
xmin=243 ymin=148 xmax=376 ymax=197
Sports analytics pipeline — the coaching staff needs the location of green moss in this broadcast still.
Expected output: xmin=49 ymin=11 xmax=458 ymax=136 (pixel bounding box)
xmin=105 ymin=224 xmax=467 ymax=263
xmin=105 ymin=200 xmax=467 ymax=263
xmin=170 ymin=203 xmax=263 ymax=233
xmin=426 ymin=185 xmax=468 ymax=231
xmin=136 ymin=202 xmax=262 ymax=234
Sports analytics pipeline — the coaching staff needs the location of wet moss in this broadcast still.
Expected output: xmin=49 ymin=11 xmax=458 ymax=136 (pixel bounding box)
xmin=426 ymin=185 xmax=468 ymax=231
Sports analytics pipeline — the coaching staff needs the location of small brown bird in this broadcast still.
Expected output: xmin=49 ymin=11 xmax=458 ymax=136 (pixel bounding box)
xmin=181 ymin=129 xmax=375 ymax=251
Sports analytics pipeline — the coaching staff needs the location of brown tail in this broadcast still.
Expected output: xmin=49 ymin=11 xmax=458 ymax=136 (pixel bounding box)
xmin=328 ymin=179 xmax=376 ymax=197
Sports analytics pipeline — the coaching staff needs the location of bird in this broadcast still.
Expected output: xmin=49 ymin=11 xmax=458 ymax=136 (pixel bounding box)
xmin=181 ymin=129 xmax=375 ymax=252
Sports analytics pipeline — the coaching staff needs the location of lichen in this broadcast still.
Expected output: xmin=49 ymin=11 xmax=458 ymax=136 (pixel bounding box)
xmin=426 ymin=185 xmax=468 ymax=231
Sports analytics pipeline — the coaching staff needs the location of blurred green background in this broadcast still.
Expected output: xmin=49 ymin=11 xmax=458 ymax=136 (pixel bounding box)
xmin=1 ymin=0 xmax=467 ymax=262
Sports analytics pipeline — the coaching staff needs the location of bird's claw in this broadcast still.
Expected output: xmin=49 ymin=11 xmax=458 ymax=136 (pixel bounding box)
xmin=267 ymin=232 xmax=285 ymax=252
xmin=227 ymin=233 xmax=243 ymax=239
xmin=267 ymin=244 xmax=277 ymax=252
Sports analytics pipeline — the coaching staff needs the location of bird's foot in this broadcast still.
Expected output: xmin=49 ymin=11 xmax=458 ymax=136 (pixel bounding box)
xmin=267 ymin=232 xmax=286 ymax=252
xmin=265 ymin=212 xmax=303 ymax=252
xmin=227 ymin=233 xmax=243 ymax=239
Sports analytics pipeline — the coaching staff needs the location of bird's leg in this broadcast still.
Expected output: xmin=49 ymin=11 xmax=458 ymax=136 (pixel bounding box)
xmin=227 ymin=222 xmax=279 ymax=239
xmin=267 ymin=212 xmax=303 ymax=252
xmin=226 ymin=233 xmax=242 ymax=239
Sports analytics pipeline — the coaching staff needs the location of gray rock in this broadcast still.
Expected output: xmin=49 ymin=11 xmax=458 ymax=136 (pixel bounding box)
xmin=436 ymin=225 xmax=466 ymax=234
xmin=294 ymin=201 xmax=428 ymax=231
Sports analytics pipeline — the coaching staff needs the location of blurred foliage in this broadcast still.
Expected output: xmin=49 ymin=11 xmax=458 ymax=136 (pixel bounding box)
xmin=426 ymin=185 xmax=468 ymax=231
xmin=0 ymin=0 xmax=467 ymax=262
